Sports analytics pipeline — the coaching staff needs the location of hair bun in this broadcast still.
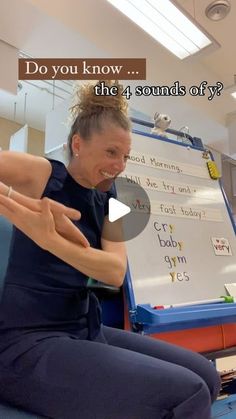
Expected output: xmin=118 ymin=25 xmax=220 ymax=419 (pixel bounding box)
xmin=70 ymin=80 xmax=128 ymax=121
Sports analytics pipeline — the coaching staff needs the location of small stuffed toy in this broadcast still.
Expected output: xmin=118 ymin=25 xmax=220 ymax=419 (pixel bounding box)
xmin=151 ymin=112 xmax=171 ymax=137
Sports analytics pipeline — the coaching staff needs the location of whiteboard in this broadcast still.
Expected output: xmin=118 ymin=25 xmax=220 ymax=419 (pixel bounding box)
xmin=117 ymin=132 xmax=236 ymax=307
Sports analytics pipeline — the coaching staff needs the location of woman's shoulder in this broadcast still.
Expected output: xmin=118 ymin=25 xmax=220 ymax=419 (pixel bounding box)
xmin=46 ymin=158 xmax=67 ymax=177
xmin=40 ymin=159 xmax=71 ymax=197
xmin=26 ymin=158 xmax=66 ymax=198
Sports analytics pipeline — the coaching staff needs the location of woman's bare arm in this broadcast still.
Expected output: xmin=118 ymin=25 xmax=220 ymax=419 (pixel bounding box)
xmin=0 ymin=195 xmax=126 ymax=286
xmin=48 ymin=235 xmax=126 ymax=287
xmin=0 ymin=184 xmax=89 ymax=247
xmin=0 ymin=152 xmax=89 ymax=247
xmin=0 ymin=151 xmax=51 ymax=196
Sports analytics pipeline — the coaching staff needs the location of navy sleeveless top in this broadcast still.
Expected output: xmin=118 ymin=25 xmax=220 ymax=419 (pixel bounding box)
xmin=0 ymin=160 xmax=115 ymax=336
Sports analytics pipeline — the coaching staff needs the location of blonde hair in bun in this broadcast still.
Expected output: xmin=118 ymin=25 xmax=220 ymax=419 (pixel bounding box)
xmin=70 ymin=80 xmax=128 ymax=118
xmin=67 ymin=80 xmax=130 ymax=159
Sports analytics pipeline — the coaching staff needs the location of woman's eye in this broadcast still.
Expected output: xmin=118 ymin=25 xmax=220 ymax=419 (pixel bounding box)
xmin=106 ymin=150 xmax=130 ymax=161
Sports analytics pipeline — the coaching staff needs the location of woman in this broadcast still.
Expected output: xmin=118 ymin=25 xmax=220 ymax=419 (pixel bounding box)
xmin=0 ymin=81 xmax=220 ymax=419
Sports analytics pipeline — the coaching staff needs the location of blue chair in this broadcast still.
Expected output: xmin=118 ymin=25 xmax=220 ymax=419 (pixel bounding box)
xmin=0 ymin=216 xmax=41 ymax=418
xmin=0 ymin=216 xmax=12 ymax=298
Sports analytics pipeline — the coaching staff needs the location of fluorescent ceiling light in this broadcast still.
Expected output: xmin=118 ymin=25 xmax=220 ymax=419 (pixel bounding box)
xmin=107 ymin=0 xmax=213 ymax=59
xmin=231 ymin=92 xmax=236 ymax=99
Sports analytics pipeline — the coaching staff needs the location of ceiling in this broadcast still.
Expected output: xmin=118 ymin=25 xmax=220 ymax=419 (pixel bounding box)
xmin=0 ymin=0 xmax=236 ymax=153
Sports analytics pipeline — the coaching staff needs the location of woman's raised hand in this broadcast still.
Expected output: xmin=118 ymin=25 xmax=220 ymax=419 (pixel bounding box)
xmin=0 ymin=194 xmax=90 ymax=249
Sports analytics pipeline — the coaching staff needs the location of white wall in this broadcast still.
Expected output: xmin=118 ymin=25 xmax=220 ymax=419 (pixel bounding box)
xmin=45 ymin=99 xmax=70 ymax=153
xmin=0 ymin=40 xmax=18 ymax=95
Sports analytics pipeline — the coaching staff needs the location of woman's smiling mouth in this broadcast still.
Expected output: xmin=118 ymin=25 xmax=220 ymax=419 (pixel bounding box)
xmin=100 ymin=171 xmax=117 ymax=179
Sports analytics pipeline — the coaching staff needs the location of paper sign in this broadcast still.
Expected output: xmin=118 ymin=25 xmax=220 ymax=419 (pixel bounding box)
xmin=211 ymin=237 xmax=232 ymax=256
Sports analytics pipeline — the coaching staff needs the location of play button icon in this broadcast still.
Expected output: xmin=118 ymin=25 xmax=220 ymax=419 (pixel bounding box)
xmin=108 ymin=198 xmax=131 ymax=222
xmin=100 ymin=176 xmax=151 ymax=242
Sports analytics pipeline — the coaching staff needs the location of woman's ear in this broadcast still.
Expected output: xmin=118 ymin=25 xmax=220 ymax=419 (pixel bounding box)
xmin=71 ymin=134 xmax=81 ymax=157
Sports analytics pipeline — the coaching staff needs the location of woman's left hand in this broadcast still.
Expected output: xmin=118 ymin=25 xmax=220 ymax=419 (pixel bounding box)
xmin=51 ymin=210 xmax=90 ymax=247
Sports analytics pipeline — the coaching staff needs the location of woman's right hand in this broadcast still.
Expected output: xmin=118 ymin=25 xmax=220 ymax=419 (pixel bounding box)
xmin=0 ymin=184 xmax=90 ymax=247
xmin=0 ymin=195 xmax=90 ymax=249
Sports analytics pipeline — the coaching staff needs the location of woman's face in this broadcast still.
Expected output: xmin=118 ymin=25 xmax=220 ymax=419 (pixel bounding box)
xmin=72 ymin=124 xmax=131 ymax=190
